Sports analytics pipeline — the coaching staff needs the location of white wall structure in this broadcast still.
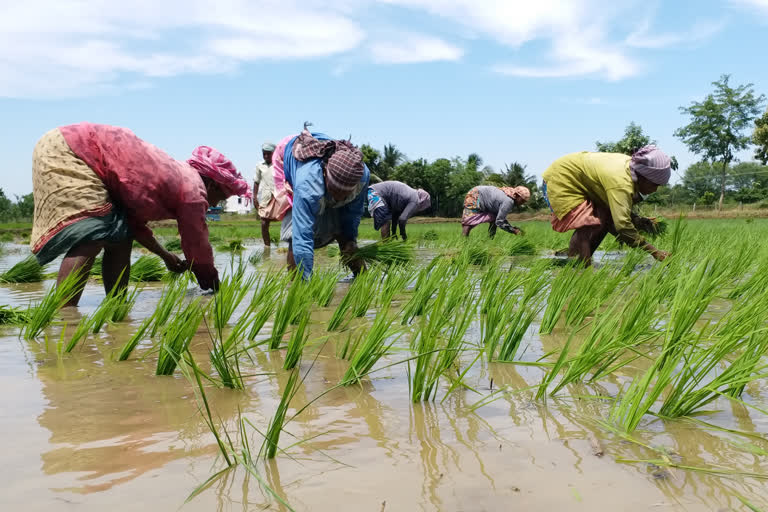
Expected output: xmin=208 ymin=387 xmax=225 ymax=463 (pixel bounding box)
xmin=223 ymin=196 xmax=252 ymax=214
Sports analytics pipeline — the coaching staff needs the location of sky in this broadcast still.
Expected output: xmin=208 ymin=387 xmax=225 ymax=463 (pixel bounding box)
xmin=1 ymin=0 xmax=768 ymax=197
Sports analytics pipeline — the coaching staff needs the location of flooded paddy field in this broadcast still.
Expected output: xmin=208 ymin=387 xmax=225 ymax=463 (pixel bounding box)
xmin=1 ymin=219 xmax=767 ymax=511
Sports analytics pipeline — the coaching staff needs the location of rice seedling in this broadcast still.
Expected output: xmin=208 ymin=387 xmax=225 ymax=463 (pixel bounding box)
xmin=539 ymin=263 xmax=582 ymax=334
xmin=250 ymin=268 xmax=290 ymax=307
xmin=117 ymin=316 xmax=152 ymax=361
xmin=495 ymin=296 xmax=544 ymax=362
xmin=505 ymin=237 xmax=536 ymax=256
xmin=156 ymin=298 xmax=204 ymax=376
xmin=92 ymin=255 xmax=103 ymax=276
xmin=0 ymin=256 xmax=44 ymax=283
xmin=23 ymin=269 xmax=85 ymax=340
xmin=0 ymin=305 xmax=30 ymax=324
xmin=669 ymin=212 xmax=688 ymax=254
xmin=150 ymin=273 xmax=190 ymax=336
xmin=340 ymin=306 xmax=402 ymax=386
xmin=400 ymin=258 xmax=451 ymax=325
xmin=327 ymin=269 xmax=379 ymax=331
xmin=248 ymin=301 xmax=277 ymax=341
xmin=728 ymin=256 xmax=768 ymax=300
xmin=326 ymin=245 xmax=340 ymax=258
xmin=208 ymin=318 xmax=247 ymax=390
xmin=130 ymin=255 xmax=166 ymax=282
xmin=210 ymin=268 xmax=258 ymax=334
xmin=164 ymin=238 xmax=182 ymax=251
xmin=248 ymin=250 xmax=263 ymax=267
xmin=217 ymin=240 xmax=246 ymax=252
xmin=378 ymin=264 xmax=412 ymax=305
xmin=270 ymin=277 xmax=310 ymax=349
xmin=109 ymin=284 xmax=140 ymax=323
xmin=260 ymin=368 xmax=299 ymax=459
xmin=409 ymin=289 xmax=476 ymax=402
xmin=461 ymin=245 xmax=492 ymax=266
xmin=283 ymin=311 xmax=310 ymax=370
xmin=63 ymin=314 xmax=93 ymax=353
xmin=345 ymin=240 xmax=413 ymax=266
xmin=619 ymin=248 xmax=647 ymax=276
xmin=308 ymin=268 xmax=339 ymax=307
xmin=90 ymin=277 xmax=139 ymax=332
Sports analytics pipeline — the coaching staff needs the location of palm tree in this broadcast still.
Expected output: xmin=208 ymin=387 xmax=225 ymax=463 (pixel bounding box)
xmin=381 ymin=144 xmax=405 ymax=180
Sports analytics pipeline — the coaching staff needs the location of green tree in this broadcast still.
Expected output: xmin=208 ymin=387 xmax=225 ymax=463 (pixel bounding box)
xmin=14 ymin=193 xmax=34 ymax=219
xmin=675 ymin=74 xmax=766 ymax=210
xmin=360 ymin=144 xmax=381 ymax=175
xmin=753 ymin=108 xmax=768 ymax=164
xmin=682 ymin=161 xmax=721 ymax=200
xmin=596 ymin=122 xmax=654 ymax=155
xmin=381 ymin=143 xmax=405 ymax=181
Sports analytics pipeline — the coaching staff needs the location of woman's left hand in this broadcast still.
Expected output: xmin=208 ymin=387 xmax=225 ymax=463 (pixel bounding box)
xmin=163 ymin=253 xmax=189 ymax=273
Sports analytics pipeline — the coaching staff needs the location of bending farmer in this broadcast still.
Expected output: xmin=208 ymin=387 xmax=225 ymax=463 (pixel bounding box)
xmin=30 ymin=123 xmax=251 ymax=305
xmin=542 ymin=145 xmax=671 ymax=265
xmin=272 ymin=128 xmax=369 ymax=279
xmin=461 ymin=185 xmax=530 ymax=238
xmin=367 ymin=181 xmax=431 ymax=241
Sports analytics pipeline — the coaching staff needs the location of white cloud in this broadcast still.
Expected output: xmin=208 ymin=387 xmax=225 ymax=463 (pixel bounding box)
xmin=377 ymin=0 xmax=641 ymax=80
xmin=369 ymin=34 xmax=463 ymax=64
xmin=0 ymin=0 xmax=365 ymax=97
xmin=730 ymin=0 xmax=768 ymax=16
xmin=626 ymin=19 xmax=724 ymax=49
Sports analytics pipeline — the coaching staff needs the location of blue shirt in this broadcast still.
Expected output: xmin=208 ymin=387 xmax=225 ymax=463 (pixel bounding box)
xmin=284 ymin=133 xmax=370 ymax=278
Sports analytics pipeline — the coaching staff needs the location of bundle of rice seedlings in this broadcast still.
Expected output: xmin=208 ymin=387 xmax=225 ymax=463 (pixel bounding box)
xmin=326 ymin=245 xmax=340 ymax=258
xmin=506 ymin=237 xmax=536 ymax=256
xmin=283 ymin=312 xmax=310 ymax=370
xmin=349 ymin=269 xmax=382 ymax=318
xmin=0 ymin=256 xmax=44 ymax=283
xmin=23 ymin=269 xmax=85 ymax=340
xmin=345 ymin=240 xmax=413 ymax=266
xmin=340 ymin=306 xmax=401 ymax=386
xmin=635 ymin=216 xmax=668 ymax=238
xmin=130 ymin=255 xmax=166 ymax=282
xmin=164 ymin=238 xmax=182 ymax=251
xmin=421 ymin=229 xmax=439 ymax=241
xmin=90 ymin=278 xmax=140 ymax=332
xmin=109 ymin=285 xmax=140 ymax=323
xmin=156 ymin=298 xmax=204 ymax=375
xmin=0 ymin=305 xmax=30 ymax=324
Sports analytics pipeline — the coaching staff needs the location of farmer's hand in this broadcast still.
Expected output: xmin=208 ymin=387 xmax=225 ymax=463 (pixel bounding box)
xmin=652 ymin=250 xmax=669 ymax=261
xmin=163 ymin=253 xmax=189 ymax=273
xmin=511 ymin=226 xmax=523 ymax=235
xmin=340 ymin=240 xmax=365 ymax=276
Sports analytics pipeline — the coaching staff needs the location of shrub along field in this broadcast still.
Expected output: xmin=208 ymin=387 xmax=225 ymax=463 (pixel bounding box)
xmin=1 ymin=216 xmax=767 ymax=511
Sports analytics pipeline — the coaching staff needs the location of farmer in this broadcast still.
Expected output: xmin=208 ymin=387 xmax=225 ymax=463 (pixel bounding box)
xmin=367 ymin=181 xmax=431 ymax=241
xmin=272 ymin=127 xmax=370 ymax=279
xmin=542 ymin=145 xmax=671 ymax=265
xmin=253 ymin=142 xmax=281 ymax=247
xmin=30 ymin=122 xmax=251 ymax=306
xmin=461 ymin=185 xmax=530 ymax=238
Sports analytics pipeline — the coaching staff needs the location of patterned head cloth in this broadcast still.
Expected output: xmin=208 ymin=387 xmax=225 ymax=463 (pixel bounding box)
xmin=416 ymin=189 xmax=431 ymax=212
xmin=188 ymin=146 xmax=252 ymax=202
xmin=261 ymin=142 xmax=276 ymax=152
xmin=630 ymin=145 xmax=671 ymax=185
xmin=292 ymin=129 xmax=364 ymax=197
xmin=501 ymin=186 xmax=531 ymax=205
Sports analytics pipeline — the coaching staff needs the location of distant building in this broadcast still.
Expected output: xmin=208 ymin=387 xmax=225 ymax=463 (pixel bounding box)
xmin=223 ymin=196 xmax=252 ymax=215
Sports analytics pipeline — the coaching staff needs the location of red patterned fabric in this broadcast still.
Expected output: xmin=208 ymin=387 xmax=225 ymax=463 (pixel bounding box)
xmin=188 ymin=146 xmax=252 ymax=202
xmin=59 ymin=123 xmax=215 ymax=270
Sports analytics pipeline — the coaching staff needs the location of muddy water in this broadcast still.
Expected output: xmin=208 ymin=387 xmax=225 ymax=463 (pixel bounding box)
xmin=1 ymin=256 xmax=767 ymax=511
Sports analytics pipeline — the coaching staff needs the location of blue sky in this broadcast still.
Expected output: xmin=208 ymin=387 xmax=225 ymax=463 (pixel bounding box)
xmin=1 ymin=0 xmax=767 ymax=197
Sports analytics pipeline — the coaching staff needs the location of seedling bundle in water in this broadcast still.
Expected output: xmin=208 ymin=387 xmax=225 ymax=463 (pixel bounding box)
xmin=0 ymin=256 xmax=44 ymax=283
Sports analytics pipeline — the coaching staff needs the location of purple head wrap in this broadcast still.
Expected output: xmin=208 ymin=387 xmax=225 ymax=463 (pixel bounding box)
xmin=630 ymin=145 xmax=671 ymax=185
